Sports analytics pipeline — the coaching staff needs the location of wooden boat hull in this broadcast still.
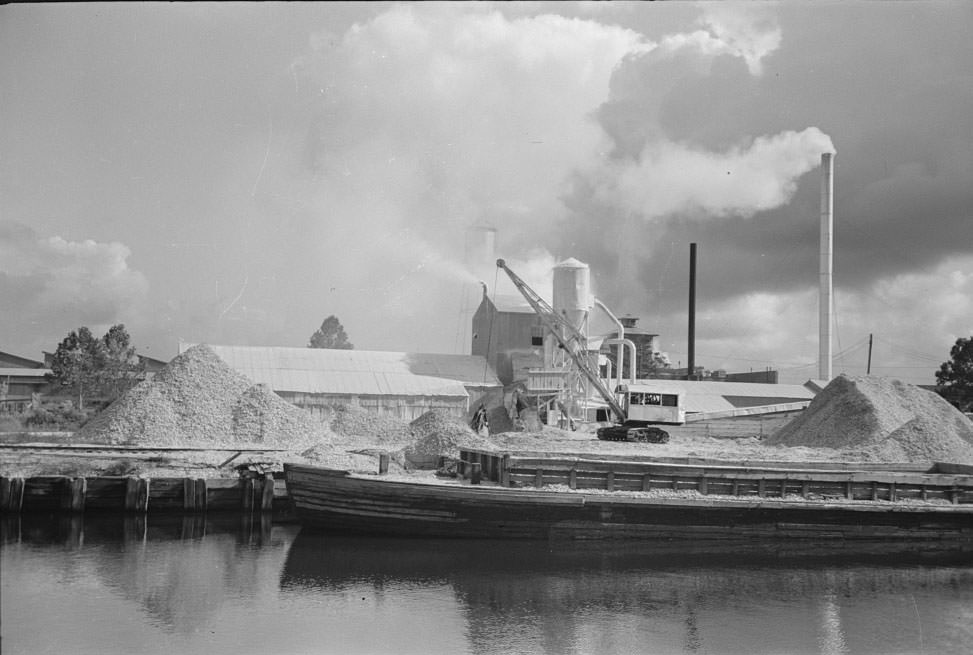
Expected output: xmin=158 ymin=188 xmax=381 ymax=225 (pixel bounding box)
xmin=284 ymin=464 xmax=973 ymax=541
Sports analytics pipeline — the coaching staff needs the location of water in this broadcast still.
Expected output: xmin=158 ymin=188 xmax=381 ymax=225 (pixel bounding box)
xmin=2 ymin=515 xmax=972 ymax=655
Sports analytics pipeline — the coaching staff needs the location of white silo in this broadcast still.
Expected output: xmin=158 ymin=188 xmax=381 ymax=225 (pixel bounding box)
xmin=552 ymin=257 xmax=591 ymax=331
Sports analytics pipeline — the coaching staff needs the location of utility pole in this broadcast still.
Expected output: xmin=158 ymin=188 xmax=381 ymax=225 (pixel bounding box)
xmin=867 ymin=333 xmax=873 ymax=375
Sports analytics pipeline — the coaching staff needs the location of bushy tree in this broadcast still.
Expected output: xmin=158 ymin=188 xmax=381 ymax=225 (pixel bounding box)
xmin=99 ymin=324 xmax=145 ymax=401
xmin=936 ymin=336 xmax=973 ymax=412
xmin=308 ymin=315 xmax=354 ymax=349
xmin=47 ymin=327 xmax=103 ymax=410
xmin=47 ymin=324 xmax=145 ymax=409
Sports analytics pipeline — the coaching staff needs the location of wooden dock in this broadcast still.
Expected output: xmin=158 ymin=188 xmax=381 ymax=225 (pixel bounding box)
xmin=458 ymin=449 xmax=973 ymax=505
xmin=0 ymin=474 xmax=288 ymax=515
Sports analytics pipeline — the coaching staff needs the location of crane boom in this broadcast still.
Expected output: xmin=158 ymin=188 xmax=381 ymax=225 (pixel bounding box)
xmin=496 ymin=259 xmax=627 ymax=422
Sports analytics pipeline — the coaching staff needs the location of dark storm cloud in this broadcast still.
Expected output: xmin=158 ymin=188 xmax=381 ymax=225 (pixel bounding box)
xmin=554 ymin=1 xmax=972 ymax=315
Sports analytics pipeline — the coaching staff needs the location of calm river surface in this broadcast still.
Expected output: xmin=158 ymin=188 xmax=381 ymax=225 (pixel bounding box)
xmin=2 ymin=514 xmax=972 ymax=655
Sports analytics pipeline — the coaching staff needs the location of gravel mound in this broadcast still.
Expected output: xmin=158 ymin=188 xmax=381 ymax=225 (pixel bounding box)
xmin=76 ymin=344 xmax=329 ymax=448
xmin=405 ymin=409 xmax=492 ymax=461
xmin=765 ymin=374 xmax=973 ymax=464
xmin=327 ymin=404 xmax=413 ymax=445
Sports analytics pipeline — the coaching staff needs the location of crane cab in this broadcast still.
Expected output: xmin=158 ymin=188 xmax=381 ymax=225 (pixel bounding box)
xmin=617 ymin=384 xmax=685 ymax=425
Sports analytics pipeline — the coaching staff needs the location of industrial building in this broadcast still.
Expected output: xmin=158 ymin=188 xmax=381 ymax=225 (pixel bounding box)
xmin=183 ymin=344 xmax=502 ymax=422
xmin=470 ymin=288 xmax=544 ymax=386
xmin=474 ymin=256 xmax=821 ymax=428
xmin=0 ymin=351 xmax=50 ymax=414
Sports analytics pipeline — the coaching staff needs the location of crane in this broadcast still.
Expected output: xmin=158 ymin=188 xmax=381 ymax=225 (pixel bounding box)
xmin=496 ymin=259 xmax=669 ymax=443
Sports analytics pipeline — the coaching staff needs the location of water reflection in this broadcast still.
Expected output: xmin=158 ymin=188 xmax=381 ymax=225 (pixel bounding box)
xmin=3 ymin=516 xmax=973 ymax=655
xmin=282 ymin=535 xmax=973 ymax=655
xmin=3 ymin=514 xmax=298 ymax=638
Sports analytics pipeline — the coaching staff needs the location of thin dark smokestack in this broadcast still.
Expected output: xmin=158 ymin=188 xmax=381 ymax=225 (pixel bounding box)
xmin=688 ymin=242 xmax=697 ymax=380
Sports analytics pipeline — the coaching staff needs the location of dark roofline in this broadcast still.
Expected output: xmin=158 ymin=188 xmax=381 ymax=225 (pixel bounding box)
xmin=0 ymin=350 xmax=46 ymax=369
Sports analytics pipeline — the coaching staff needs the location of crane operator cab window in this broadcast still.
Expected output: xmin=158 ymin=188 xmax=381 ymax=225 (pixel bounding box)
xmin=622 ymin=388 xmax=682 ymax=424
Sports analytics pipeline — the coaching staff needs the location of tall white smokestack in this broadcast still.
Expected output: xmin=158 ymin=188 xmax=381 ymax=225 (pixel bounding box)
xmin=819 ymin=152 xmax=834 ymax=380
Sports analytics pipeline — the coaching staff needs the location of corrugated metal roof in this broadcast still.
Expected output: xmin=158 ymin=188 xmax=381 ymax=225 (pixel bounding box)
xmin=622 ymin=380 xmax=816 ymax=415
xmin=181 ymin=345 xmax=500 ymax=397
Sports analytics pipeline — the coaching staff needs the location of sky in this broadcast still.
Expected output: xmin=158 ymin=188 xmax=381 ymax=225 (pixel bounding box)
xmin=1 ymin=1 xmax=971 ymax=385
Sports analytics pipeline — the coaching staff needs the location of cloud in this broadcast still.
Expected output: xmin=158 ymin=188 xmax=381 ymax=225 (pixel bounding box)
xmin=599 ymin=127 xmax=834 ymax=220
xmin=688 ymin=3 xmax=782 ymax=76
xmin=221 ymin=4 xmax=656 ymax=350
xmin=0 ymin=220 xmax=148 ymax=351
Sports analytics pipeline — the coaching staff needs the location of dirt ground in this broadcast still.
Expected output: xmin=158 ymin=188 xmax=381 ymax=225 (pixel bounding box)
xmin=0 ymin=423 xmax=888 ymax=480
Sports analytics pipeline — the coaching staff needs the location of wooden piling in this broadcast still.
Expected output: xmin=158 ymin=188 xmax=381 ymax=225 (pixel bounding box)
xmin=379 ymin=453 xmax=390 ymax=475
xmin=1 ymin=477 xmax=25 ymax=513
xmin=569 ymin=469 xmax=577 ymax=490
xmin=470 ymin=462 xmax=482 ymax=485
xmin=260 ymin=474 xmax=275 ymax=511
xmin=534 ymin=469 xmax=543 ymax=488
xmin=124 ymin=478 xmax=150 ymax=513
xmin=241 ymin=477 xmax=256 ymax=514
xmin=61 ymin=477 xmax=86 ymax=513
xmin=606 ymin=471 xmax=615 ymax=492
xmin=500 ymin=455 xmax=511 ymax=487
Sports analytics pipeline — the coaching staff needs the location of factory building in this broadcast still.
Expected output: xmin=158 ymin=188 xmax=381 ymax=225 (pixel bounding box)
xmin=477 ymin=256 xmax=821 ymax=426
xmin=470 ymin=288 xmax=545 ymax=386
xmin=184 ymin=344 xmax=502 ymax=422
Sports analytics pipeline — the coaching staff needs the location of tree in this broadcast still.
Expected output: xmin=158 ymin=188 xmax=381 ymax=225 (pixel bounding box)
xmin=308 ymin=315 xmax=354 ymax=349
xmin=46 ymin=324 xmax=145 ymax=409
xmin=47 ymin=327 xmax=104 ymax=410
xmin=936 ymin=336 xmax=973 ymax=412
xmin=99 ymin=324 xmax=145 ymax=402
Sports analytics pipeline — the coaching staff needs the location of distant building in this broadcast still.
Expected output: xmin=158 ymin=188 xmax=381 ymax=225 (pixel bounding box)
xmin=185 ymin=344 xmax=502 ymax=422
xmin=601 ymin=315 xmax=661 ymax=380
xmin=0 ymin=350 xmax=51 ymax=414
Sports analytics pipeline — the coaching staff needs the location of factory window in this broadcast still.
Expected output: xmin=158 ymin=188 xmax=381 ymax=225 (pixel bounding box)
xmin=530 ymin=326 xmax=544 ymax=346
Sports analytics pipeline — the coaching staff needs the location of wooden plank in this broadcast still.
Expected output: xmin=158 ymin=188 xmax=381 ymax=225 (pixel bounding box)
xmin=499 ymin=452 xmax=973 ymax=486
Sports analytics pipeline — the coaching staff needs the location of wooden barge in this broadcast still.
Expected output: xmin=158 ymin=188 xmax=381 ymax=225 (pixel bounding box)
xmin=284 ymin=450 xmax=973 ymax=541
